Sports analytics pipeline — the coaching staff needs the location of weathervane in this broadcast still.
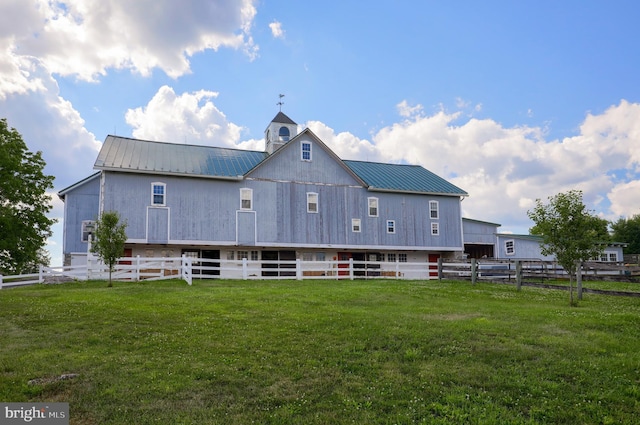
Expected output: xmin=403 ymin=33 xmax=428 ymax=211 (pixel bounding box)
xmin=277 ymin=94 xmax=285 ymax=111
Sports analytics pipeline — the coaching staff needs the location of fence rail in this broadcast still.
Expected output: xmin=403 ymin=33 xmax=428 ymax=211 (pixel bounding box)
xmin=1 ymin=257 xmax=638 ymax=289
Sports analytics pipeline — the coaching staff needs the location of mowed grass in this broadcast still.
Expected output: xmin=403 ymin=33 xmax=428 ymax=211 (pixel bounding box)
xmin=1 ymin=279 xmax=640 ymax=424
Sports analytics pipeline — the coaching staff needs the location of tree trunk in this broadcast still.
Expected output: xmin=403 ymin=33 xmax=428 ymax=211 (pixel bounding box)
xmin=569 ymin=274 xmax=574 ymax=306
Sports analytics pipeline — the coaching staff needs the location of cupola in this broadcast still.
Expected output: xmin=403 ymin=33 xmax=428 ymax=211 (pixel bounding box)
xmin=265 ymin=112 xmax=297 ymax=154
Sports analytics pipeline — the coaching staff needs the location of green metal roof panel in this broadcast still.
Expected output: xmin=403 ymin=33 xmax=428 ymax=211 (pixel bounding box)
xmin=344 ymin=160 xmax=468 ymax=196
xmin=95 ymin=136 xmax=267 ymax=178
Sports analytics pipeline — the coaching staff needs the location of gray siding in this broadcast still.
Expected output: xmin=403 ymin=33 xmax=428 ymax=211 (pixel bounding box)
xmin=62 ymin=177 xmax=100 ymax=254
xmin=462 ymin=219 xmax=499 ymax=244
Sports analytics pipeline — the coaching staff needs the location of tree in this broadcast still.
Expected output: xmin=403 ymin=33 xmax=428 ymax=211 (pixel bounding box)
xmin=527 ymin=190 xmax=604 ymax=305
xmin=91 ymin=211 xmax=127 ymax=287
xmin=610 ymin=215 xmax=640 ymax=255
xmin=0 ymin=118 xmax=56 ymax=275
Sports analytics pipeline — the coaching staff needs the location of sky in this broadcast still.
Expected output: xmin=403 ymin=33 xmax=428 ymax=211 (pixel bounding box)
xmin=2 ymin=0 xmax=640 ymax=266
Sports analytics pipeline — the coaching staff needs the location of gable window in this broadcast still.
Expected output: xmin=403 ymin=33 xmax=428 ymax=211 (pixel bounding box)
xmin=368 ymin=197 xmax=379 ymax=217
xmin=352 ymin=218 xmax=361 ymax=232
xmin=431 ymin=222 xmax=439 ymax=236
xmin=152 ymin=182 xmax=166 ymax=206
xmin=505 ymin=240 xmax=515 ymax=256
xmin=240 ymin=188 xmax=252 ymax=210
xmin=81 ymin=220 xmax=96 ymax=242
xmin=307 ymin=192 xmax=318 ymax=213
xmin=387 ymin=220 xmax=396 ymax=234
xmin=301 ymin=141 xmax=312 ymax=161
xmin=429 ymin=201 xmax=439 ymax=219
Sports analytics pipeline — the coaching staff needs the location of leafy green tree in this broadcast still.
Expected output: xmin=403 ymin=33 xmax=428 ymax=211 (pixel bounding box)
xmin=527 ymin=190 xmax=604 ymax=304
xmin=0 ymin=118 xmax=56 ymax=275
xmin=91 ymin=211 xmax=127 ymax=287
xmin=610 ymin=215 xmax=640 ymax=255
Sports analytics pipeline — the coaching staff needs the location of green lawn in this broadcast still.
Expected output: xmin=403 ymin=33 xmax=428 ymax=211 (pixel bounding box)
xmin=1 ymin=279 xmax=639 ymax=424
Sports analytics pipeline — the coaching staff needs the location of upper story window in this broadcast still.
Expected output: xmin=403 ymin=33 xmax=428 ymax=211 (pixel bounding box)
xmin=368 ymin=197 xmax=379 ymax=217
xmin=352 ymin=218 xmax=361 ymax=233
xmin=240 ymin=188 xmax=253 ymax=210
xmin=429 ymin=200 xmax=439 ymax=219
xmin=279 ymin=126 xmax=290 ymax=142
xmin=307 ymin=192 xmax=318 ymax=213
xmin=505 ymin=240 xmax=515 ymax=256
xmin=81 ymin=220 xmax=96 ymax=242
xmin=301 ymin=141 xmax=312 ymax=161
xmin=387 ymin=220 xmax=396 ymax=234
xmin=431 ymin=222 xmax=439 ymax=236
xmin=152 ymin=182 xmax=166 ymax=206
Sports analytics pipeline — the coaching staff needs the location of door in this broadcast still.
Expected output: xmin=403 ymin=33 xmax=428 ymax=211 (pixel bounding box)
xmin=428 ymin=253 xmax=440 ymax=278
xmin=338 ymin=252 xmax=351 ymax=276
xmin=201 ymin=250 xmax=220 ymax=276
xmin=237 ymin=211 xmax=256 ymax=246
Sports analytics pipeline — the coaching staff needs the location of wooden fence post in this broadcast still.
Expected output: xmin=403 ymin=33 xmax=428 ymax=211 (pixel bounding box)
xmin=515 ymin=260 xmax=522 ymax=291
xmin=471 ymin=259 xmax=477 ymax=285
xmin=437 ymin=258 xmax=443 ymax=281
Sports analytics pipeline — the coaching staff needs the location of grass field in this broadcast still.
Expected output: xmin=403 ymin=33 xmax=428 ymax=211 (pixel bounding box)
xmin=1 ymin=279 xmax=639 ymax=424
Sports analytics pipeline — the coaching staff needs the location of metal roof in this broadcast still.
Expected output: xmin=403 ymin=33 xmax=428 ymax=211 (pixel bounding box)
xmin=344 ymin=160 xmax=468 ymax=196
xmin=94 ymin=135 xmax=468 ymax=196
xmin=95 ymin=136 xmax=267 ymax=178
xmin=270 ymin=111 xmax=297 ymax=125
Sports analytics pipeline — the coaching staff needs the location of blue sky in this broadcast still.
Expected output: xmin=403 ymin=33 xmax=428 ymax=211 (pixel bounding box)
xmin=2 ymin=0 xmax=640 ymax=265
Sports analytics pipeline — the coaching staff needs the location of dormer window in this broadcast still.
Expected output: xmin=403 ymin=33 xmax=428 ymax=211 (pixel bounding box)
xmin=279 ymin=126 xmax=290 ymax=142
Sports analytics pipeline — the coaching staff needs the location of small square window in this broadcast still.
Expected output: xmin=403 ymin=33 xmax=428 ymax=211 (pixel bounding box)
xmin=227 ymin=251 xmax=235 ymax=260
xmin=238 ymin=250 xmax=249 ymax=260
xmin=81 ymin=220 xmax=96 ymax=242
xmin=301 ymin=142 xmax=312 ymax=161
xmin=429 ymin=201 xmax=439 ymax=219
xmin=431 ymin=222 xmax=439 ymax=236
xmin=307 ymin=192 xmax=318 ymax=213
xmin=302 ymin=252 xmax=314 ymax=262
xmin=368 ymin=197 xmax=379 ymax=217
xmin=240 ymin=188 xmax=252 ymax=210
xmin=251 ymin=251 xmax=259 ymax=261
xmin=316 ymin=252 xmax=326 ymax=261
xmin=609 ymin=253 xmax=617 ymax=262
xmin=152 ymin=183 xmax=166 ymax=206
xmin=387 ymin=253 xmax=396 ymax=262
xmin=352 ymin=218 xmax=361 ymax=232
xmin=399 ymin=253 xmax=407 ymax=263
xmin=505 ymin=240 xmax=515 ymax=256
xmin=387 ymin=220 xmax=395 ymax=234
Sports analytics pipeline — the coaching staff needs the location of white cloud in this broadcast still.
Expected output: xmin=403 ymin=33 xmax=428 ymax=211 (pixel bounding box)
xmin=125 ymin=86 xmax=243 ymax=147
xmin=1 ymin=0 xmax=258 ymax=82
xmin=269 ymin=20 xmax=285 ymax=39
xmin=396 ymin=100 xmax=423 ymax=118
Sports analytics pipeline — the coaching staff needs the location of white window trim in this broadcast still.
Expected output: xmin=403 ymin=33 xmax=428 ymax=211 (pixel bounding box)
xmin=505 ymin=239 xmax=515 ymax=256
xmin=307 ymin=192 xmax=318 ymax=213
xmin=151 ymin=182 xmax=166 ymax=206
xmin=429 ymin=200 xmax=439 ymax=219
xmin=387 ymin=220 xmax=396 ymax=234
xmin=301 ymin=141 xmax=312 ymax=161
xmin=431 ymin=222 xmax=439 ymax=236
xmin=81 ymin=220 xmax=96 ymax=242
xmin=368 ymin=197 xmax=379 ymax=217
xmin=240 ymin=188 xmax=253 ymax=210
xmin=352 ymin=218 xmax=361 ymax=233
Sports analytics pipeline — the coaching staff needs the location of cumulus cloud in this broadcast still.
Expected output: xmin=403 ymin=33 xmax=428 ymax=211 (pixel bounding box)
xmin=125 ymin=86 xmax=243 ymax=147
xmin=1 ymin=0 xmax=258 ymax=82
xmin=269 ymin=20 xmax=285 ymax=39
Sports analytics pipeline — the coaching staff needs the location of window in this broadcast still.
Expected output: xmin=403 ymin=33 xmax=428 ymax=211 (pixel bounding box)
xmin=399 ymin=253 xmax=407 ymax=263
xmin=431 ymin=222 xmax=439 ymax=236
xmin=609 ymin=253 xmax=617 ymax=262
xmin=251 ymin=251 xmax=259 ymax=261
xmin=238 ymin=251 xmax=249 ymax=260
xmin=307 ymin=192 xmax=318 ymax=213
xmin=429 ymin=201 xmax=439 ymax=219
xmin=152 ymin=182 xmax=166 ymax=206
xmin=387 ymin=220 xmax=395 ymax=234
xmin=368 ymin=197 xmax=379 ymax=217
xmin=505 ymin=240 xmax=515 ymax=256
xmin=301 ymin=141 xmax=312 ymax=161
xmin=81 ymin=220 xmax=96 ymax=242
xmin=599 ymin=253 xmax=608 ymax=262
xmin=352 ymin=218 xmax=361 ymax=232
xmin=240 ymin=188 xmax=252 ymax=210
xmin=387 ymin=253 xmax=396 ymax=262
xmin=227 ymin=251 xmax=235 ymax=260
xmin=302 ymin=252 xmax=314 ymax=262
xmin=316 ymin=252 xmax=326 ymax=262
xmin=279 ymin=126 xmax=290 ymax=142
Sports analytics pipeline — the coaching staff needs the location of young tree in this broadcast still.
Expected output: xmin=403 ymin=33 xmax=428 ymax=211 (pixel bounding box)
xmin=0 ymin=118 xmax=56 ymax=275
xmin=610 ymin=215 xmax=640 ymax=255
xmin=527 ymin=190 xmax=604 ymax=305
xmin=91 ymin=211 xmax=127 ymax=287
